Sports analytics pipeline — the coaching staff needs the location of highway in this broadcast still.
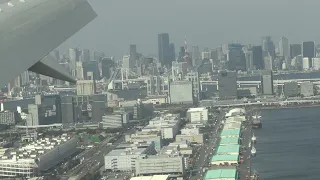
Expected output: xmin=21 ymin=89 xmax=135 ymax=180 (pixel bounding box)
xmin=68 ymin=128 xmax=136 ymax=180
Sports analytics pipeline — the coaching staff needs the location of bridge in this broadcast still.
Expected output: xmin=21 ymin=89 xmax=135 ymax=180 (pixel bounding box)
xmin=200 ymin=78 xmax=320 ymax=87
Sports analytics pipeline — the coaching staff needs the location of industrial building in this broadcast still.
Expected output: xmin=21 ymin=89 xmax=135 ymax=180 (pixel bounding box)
xmin=0 ymin=134 xmax=78 ymax=177
xmin=220 ymin=129 xmax=241 ymax=138
xmin=104 ymin=142 xmax=156 ymax=171
xmin=135 ymin=155 xmax=185 ymax=176
xmin=300 ymin=82 xmax=314 ymax=97
xmin=283 ymin=81 xmax=299 ymax=97
xmin=203 ymin=169 xmax=238 ymax=180
xmin=216 ymin=145 xmax=240 ymax=155
xmin=219 ymin=137 xmax=239 ymax=146
xmin=187 ymin=107 xmax=208 ymax=123
xmin=169 ymin=80 xmax=193 ymax=104
xmin=210 ymin=154 xmax=239 ymax=166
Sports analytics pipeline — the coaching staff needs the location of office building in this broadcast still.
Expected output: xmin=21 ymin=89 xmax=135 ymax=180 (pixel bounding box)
xmin=252 ymin=46 xmax=263 ymax=70
xmin=279 ymin=37 xmax=289 ymax=57
xmin=93 ymin=51 xmax=105 ymax=61
xmin=101 ymin=57 xmax=114 ymax=79
xmin=27 ymin=104 xmax=45 ymax=126
xmin=126 ymin=131 xmax=163 ymax=151
xmin=147 ymin=76 xmax=169 ymax=96
xmin=185 ymin=71 xmax=201 ymax=102
xmin=76 ymin=80 xmax=96 ymax=96
xmin=76 ymin=61 xmax=84 ymax=80
xmin=0 ymin=111 xmax=16 ymax=125
xmin=290 ymin=44 xmax=302 ymax=59
xmin=91 ymin=95 xmax=106 ymax=122
xmin=312 ymin=58 xmax=320 ymax=70
xmin=83 ymin=60 xmax=100 ymax=80
xmin=302 ymin=41 xmax=315 ymax=58
xmin=69 ymin=48 xmax=80 ymax=76
xmin=61 ymin=96 xmax=75 ymax=124
xmin=300 ymin=82 xmax=314 ymax=97
xmin=81 ymin=49 xmax=90 ymax=62
xmin=218 ymin=71 xmax=237 ymax=100
xmin=261 ymin=71 xmax=273 ymax=95
xmin=129 ymin=45 xmax=137 ymax=67
xmin=227 ymin=43 xmax=246 ymax=71
xmin=262 ymin=36 xmax=275 ymax=58
xmin=158 ymin=33 xmax=171 ymax=66
xmin=245 ymin=50 xmax=253 ymax=71
xmin=34 ymin=95 xmax=43 ymax=105
xmin=169 ymin=81 xmax=193 ymax=104
xmin=101 ymin=113 xmax=129 ymax=129
xmin=303 ymin=57 xmax=311 ymax=70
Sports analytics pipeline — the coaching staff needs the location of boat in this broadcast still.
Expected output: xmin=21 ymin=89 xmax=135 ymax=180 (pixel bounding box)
xmin=251 ymin=146 xmax=256 ymax=156
xmin=251 ymin=133 xmax=257 ymax=143
xmin=252 ymin=112 xmax=262 ymax=129
xmin=250 ymin=170 xmax=260 ymax=180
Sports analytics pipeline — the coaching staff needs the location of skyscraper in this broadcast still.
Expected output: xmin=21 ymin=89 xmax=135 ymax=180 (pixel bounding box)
xmin=158 ymin=33 xmax=171 ymax=66
xmin=262 ymin=36 xmax=275 ymax=58
xmin=290 ymin=44 xmax=302 ymax=59
xmin=69 ymin=48 xmax=81 ymax=76
xmin=227 ymin=43 xmax=246 ymax=71
xmin=261 ymin=70 xmax=273 ymax=95
xmin=278 ymin=37 xmax=289 ymax=57
xmin=169 ymin=43 xmax=176 ymax=63
xmin=129 ymin=45 xmax=137 ymax=67
xmin=218 ymin=71 xmax=237 ymax=100
xmin=252 ymin=46 xmax=263 ymax=70
xmin=302 ymin=41 xmax=315 ymax=59
xmin=82 ymin=49 xmax=90 ymax=62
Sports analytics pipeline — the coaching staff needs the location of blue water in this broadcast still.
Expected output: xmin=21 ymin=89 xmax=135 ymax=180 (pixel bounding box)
xmin=252 ymin=107 xmax=320 ymax=180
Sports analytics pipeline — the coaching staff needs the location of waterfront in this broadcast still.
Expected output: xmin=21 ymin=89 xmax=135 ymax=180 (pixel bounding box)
xmin=252 ymin=107 xmax=320 ymax=180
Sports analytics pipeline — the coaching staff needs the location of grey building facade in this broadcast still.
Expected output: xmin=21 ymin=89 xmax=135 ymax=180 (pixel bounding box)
xmin=169 ymin=81 xmax=193 ymax=104
xmin=218 ymin=71 xmax=237 ymax=100
xmin=261 ymin=70 xmax=274 ymax=95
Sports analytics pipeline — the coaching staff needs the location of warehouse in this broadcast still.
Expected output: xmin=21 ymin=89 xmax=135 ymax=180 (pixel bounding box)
xmin=223 ymin=122 xmax=241 ymax=130
xmin=220 ymin=129 xmax=241 ymax=138
xmin=210 ymin=154 xmax=239 ymax=166
xmin=216 ymin=145 xmax=240 ymax=155
xmin=219 ymin=137 xmax=239 ymax=146
xmin=130 ymin=175 xmax=170 ymax=180
xmin=204 ymin=169 xmax=238 ymax=180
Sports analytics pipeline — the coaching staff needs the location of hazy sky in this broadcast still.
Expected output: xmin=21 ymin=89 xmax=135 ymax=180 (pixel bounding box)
xmin=59 ymin=0 xmax=320 ymax=59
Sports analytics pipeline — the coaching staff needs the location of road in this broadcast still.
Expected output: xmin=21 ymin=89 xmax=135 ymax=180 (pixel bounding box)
xmin=190 ymin=110 xmax=224 ymax=180
xmin=68 ymin=128 xmax=136 ymax=180
xmin=237 ymin=122 xmax=253 ymax=180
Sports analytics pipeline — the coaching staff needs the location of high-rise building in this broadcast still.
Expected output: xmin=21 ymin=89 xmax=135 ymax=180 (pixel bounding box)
xmin=101 ymin=57 xmax=114 ymax=79
xmin=93 ymin=51 xmax=105 ymax=61
xmin=91 ymin=95 xmax=106 ymax=122
xmin=227 ymin=43 xmax=246 ymax=71
xmin=158 ymin=33 xmax=171 ymax=66
xmin=81 ymin=49 xmax=90 ymax=62
xmin=290 ymin=44 xmax=302 ymax=59
xmin=252 ymin=46 xmax=263 ymax=70
xmin=218 ymin=71 xmax=237 ymax=100
xmin=278 ymin=37 xmax=289 ymax=57
xmin=261 ymin=70 xmax=273 ymax=95
xmin=83 ymin=60 xmax=100 ymax=80
xmin=245 ymin=50 xmax=253 ymax=71
xmin=129 ymin=45 xmax=137 ymax=67
xmin=262 ymin=36 xmax=275 ymax=58
xmin=302 ymin=41 xmax=315 ymax=59
xmin=76 ymin=80 xmax=96 ymax=96
xmin=122 ymin=55 xmax=134 ymax=70
xmin=169 ymin=43 xmax=176 ymax=64
xmin=61 ymin=96 xmax=75 ymax=124
xmin=69 ymin=48 xmax=80 ymax=76
xmin=76 ymin=62 xmax=84 ymax=80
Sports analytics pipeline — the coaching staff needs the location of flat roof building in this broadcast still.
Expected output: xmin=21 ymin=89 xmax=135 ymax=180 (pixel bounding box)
xmin=219 ymin=137 xmax=239 ymax=146
xmin=204 ymin=169 xmax=238 ymax=180
xmin=216 ymin=145 xmax=240 ymax=155
xmin=220 ymin=129 xmax=241 ymax=138
xmin=210 ymin=154 xmax=239 ymax=166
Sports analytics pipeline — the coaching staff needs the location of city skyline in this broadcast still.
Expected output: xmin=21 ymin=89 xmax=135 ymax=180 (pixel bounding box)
xmin=59 ymin=0 xmax=320 ymax=58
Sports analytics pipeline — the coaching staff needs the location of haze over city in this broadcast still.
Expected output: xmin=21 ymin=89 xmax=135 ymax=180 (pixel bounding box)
xmin=60 ymin=0 xmax=320 ymax=57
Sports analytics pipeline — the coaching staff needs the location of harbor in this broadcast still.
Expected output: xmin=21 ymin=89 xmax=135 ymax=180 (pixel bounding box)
xmin=202 ymin=108 xmax=262 ymax=180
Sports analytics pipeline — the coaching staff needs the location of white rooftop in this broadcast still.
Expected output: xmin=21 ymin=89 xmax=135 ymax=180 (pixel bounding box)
xmin=187 ymin=107 xmax=207 ymax=112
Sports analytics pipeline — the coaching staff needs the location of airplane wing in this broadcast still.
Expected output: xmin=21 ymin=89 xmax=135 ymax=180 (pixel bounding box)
xmin=0 ymin=0 xmax=97 ymax=88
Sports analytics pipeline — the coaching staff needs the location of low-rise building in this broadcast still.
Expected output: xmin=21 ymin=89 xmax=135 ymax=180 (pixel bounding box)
xmin=210 ymin=154 xmax=239 ymax=166
xmin=203 ymin=169 xmax=238 ymax=180
xmin=135 ymin=155 xmax=185 ymax=176
xmin=104 ymin=142 xmax=156 ymax=171
xmin=216 ymin=145 xmax=240 ymax=155
xmin=187 ymin=107 xmax=208 ymax=123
